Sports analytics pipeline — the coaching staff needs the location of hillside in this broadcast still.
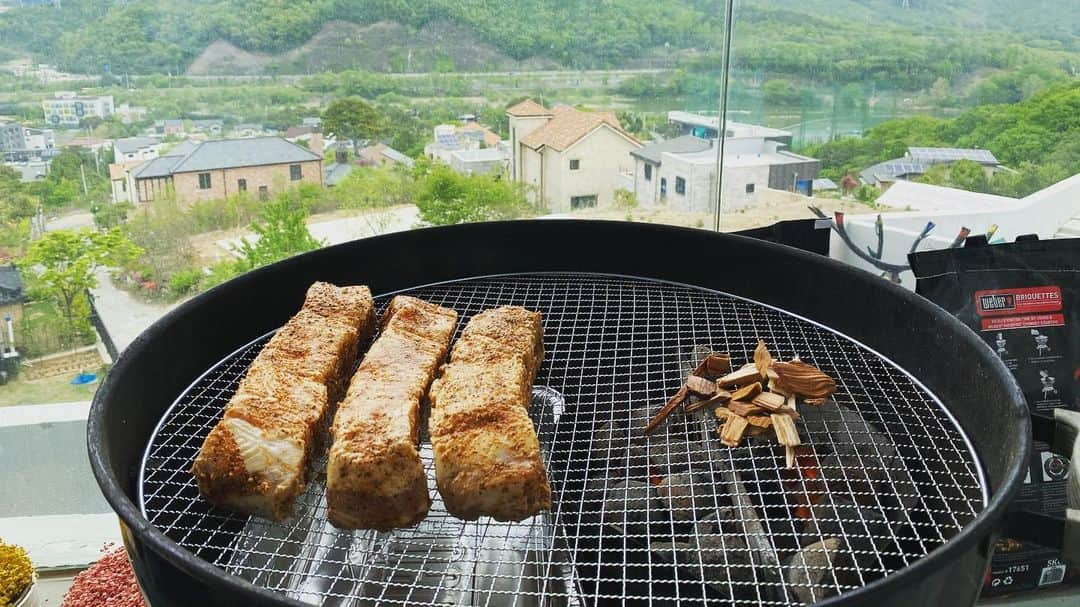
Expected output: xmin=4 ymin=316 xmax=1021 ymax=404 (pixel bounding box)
xmin=0 ymin=0 xmax=1077 ymax=76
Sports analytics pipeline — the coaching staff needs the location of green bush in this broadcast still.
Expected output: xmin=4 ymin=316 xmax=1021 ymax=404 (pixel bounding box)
xmin=167 ymin=267 xmax=203 ymax=296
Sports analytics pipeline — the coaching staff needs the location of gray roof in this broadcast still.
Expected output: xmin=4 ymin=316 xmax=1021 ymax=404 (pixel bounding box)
xmin=171 ymin=137 xmax=320 ymax=173
xmin=908 ymin=147 xmax=997 ymax=165
xmin=114 ymin=136 xmax=160 ymax=155
xmin=860 ymin=158 xmax=928 ymax=184
xmin=131 ymin=155 xmax=181 ymax=179
xmin=381 ymin=146 xmax=415 ymax=167
xmin=155 ymin=119 xmax=183 ymax=127
xmin=0 ymin=264 xmax=25 ymax=306
xmin=133 ymin=137 xmax=320 ymax=179
xmin=631 ymin=135 xmax=713 ymax=164
xmin=812 ymin=178 xmax=838 ymax=190
xmin=324 ymin=162 xmax=353 ymax=186
xmin=162 ymin=139 xmax=199 ymax=157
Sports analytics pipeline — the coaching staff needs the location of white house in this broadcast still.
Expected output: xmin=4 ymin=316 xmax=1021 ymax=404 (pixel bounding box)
xmin=507 ymin=99 xmax=641 ymax=211
xmin=632 ymin=134 xmax=819 ymax=212
xmin=42 ymin=92 xmax=114 ymax=126
xmin=113 ymin=137 xmax=162 ymax=163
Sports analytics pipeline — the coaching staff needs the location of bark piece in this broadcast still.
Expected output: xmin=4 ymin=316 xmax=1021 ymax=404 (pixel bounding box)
xmin=686 ymin=374 xmax=717 ymax=398
xmin=771 ymin=360 xmax=837 ymax=400
xmin=645 ymin=386 xmax=688 ymax=434
xmin=684 ymin=389 xmax=732 ymax=413
xmin=693 ymin=352 xmax=732 ymax=378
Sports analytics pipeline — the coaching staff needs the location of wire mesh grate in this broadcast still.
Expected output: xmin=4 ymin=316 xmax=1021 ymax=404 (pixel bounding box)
xmin=140 ymin=273 xmax=985 ymax=606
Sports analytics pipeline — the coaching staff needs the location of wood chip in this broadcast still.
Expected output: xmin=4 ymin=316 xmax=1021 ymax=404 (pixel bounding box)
xmin=715 ymin=407 xmax=735 ymax=420
xmin=746 ymin=424 xmax=772 ymax=437
xmin=804 ymin=397 xmax=828 ymax=406
xmin=728 ymin=400 xmax=765 ymax=417
xmin=751 ymin=391 xmax=786 ymax=411
xmin=720 ymin=414 xmax=749 ymax=447
xmin=645 ymin=386 xmax=688 ymax=434
xmin=770 ymin=360 xmax=837 ymax=400
xmin=786 ymin=446 xmax=796 ymax=469
xmin=717 ymin=363 xmax=760 ymax=388
xmin=685 ymin=375 xmax=716 ymax=398
xmin=771 ymin=414 xmax=802 ymax=447
xmin=684 ymin=389 xmax=731 ymax=413
xmin=753 ymin=339 xmax=773 ymax=380
xmin=730 ymin=381 xmax=762 ymax=402
xmin=746 ymin=415 xmax=772 ymax=428
xmin=693 ymin=352 xmax=731 ymax=378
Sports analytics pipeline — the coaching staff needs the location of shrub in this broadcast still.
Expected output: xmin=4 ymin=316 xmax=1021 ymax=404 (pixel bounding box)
xmin=167 ymin=267 xmax=203 ymax=296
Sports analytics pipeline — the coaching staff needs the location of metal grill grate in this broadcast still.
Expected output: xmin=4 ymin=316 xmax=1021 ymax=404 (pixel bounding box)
xmin=140 ymin=273 xmax=986 ymax=606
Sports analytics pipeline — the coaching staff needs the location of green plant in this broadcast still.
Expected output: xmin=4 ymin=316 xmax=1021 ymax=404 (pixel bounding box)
xmin=167 ymin=267 xmax=203 ymax=296
xmin=322 ymin=97 xmax=387 ymax=156
xmin=414 ymin=165 xmax=532 ymax=226
xmin=91 ymin=201 xmax=134 ymax=231
xmin=20 ymin=228 xmax=141 ymax=348
xmin=853 ymin=184 xmax=881 ymax=205
xmin=233 ymin=193 xmax=323 ymax=271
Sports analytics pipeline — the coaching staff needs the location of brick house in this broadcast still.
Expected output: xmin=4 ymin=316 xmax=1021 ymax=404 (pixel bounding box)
xmin=129 ymin=137 xmax=323 ymax=204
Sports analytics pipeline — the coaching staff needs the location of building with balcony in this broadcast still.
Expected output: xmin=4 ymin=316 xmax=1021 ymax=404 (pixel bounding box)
xmin=0 ymin=122 xmax=55 ymax=161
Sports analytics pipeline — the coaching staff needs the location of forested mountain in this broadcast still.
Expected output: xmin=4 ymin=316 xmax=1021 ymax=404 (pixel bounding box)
xmin=0 ymin=0 xmax=1076 ymax=75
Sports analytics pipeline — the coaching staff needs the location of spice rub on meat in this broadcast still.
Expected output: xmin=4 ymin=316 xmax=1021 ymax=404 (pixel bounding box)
xmin=326 ymin=296 xmax=458 ymax=530
xmin=192 ymin=282 xmax=376 ymax=521
xmin=429 ymin=306 xmax=552 ymax=521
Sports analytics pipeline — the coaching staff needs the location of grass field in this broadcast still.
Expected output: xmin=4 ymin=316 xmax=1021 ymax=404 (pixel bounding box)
xmin=0 ymin=364 xmax=107 ymax=406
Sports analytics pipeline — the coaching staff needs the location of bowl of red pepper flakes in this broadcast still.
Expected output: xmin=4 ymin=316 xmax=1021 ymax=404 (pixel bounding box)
xmin=61 ymin=546 xmax=146 ymax=607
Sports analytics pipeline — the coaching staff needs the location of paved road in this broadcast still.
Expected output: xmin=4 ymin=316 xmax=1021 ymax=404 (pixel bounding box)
xmin=216 ymin=205 xmax=420 ymax=255
xmin=44 ymin=211 xmax=94 ymax=232
xmin=89 ymin=268 xmax=177 ymax=354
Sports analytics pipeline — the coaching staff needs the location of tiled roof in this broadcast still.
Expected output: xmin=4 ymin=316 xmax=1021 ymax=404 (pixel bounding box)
xmin=162 ymin=139 xmax=199 ymax=157
xmin=907 ymin=147 xmax=998 ymax=165
xmin=131 ymin=155 xmax=182 ymax=179
xmin=114 ymin=136 xmax=159 ymax=155
xmin=170 ymin=137 xmax=320 ymax=173
xmin=506 ymin=99 xmax=553 ymax=117
xmin=519 ymin=107 xmax=639 ymax=152
xmin=631 ymin=135 xmax=713 ymax=164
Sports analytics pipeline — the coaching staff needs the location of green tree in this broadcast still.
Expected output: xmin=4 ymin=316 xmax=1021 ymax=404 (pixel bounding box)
xmin=948 ymin=159 xmax=989 ymax=192
xmin=91 ymin=201 xmax=134 ymax=230
xmin=322 ymin=97 xmax=387 ymax=156
xmin=233 ymin=192 xmax=323 ymax=271
xmin=20 ymin=228 xmax=141 ymax=345
xmin=414 ymin=165 xmax=531 ymax=226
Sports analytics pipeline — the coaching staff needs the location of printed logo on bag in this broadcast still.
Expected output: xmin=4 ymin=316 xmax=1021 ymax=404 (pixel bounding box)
xmin=975 ymin=286 xmax=1065 ymax=331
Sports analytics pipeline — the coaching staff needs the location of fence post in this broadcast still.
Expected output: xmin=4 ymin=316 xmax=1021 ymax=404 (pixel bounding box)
xmin=86 ymin=289 xmax=119 ymax=361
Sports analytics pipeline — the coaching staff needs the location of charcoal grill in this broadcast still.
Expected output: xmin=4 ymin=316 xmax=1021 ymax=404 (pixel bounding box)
xmin=88 ymin=220 xmax=1029 ymax=607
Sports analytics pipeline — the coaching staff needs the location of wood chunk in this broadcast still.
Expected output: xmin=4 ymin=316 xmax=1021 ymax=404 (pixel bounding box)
xmin=730 ymin=381 xmax=762 ymax=402
xmin=751 ymin=391 xmax=787 ymax=411
xmin=728 ymin=400 xmax=765 ymax=417
xmin=720 ymin=414 xmax=749 ymax=447
xmin=693 ymin=352 xmax=732 ymax=378
xmin=645 ymin=386 xmax=688 ymax=434
xmin=771 ymin=414 xmax=801 ymax=447
xmin=770 ymin=360 xmax=837 ymax=400
xmin=746 ymin=424 xmax=772 ymax=437
xmin=746 ymin=415 xmax=772 ymax=429
xmin=718 ymin=363 xmax=760 ymax=388
xmin=753 ymin=340 xmax=773 ymax=380
xmin=804 ymin=397 xmax=828 ymax=406
xmin=686 ymin=375 xmax=717 ymax=398
xmin=715 ymin=406 xmax=734 ymax=420
xmin=684 ymin=389 xmax=731 ymax=413
xmin=785 ymin=446 xmax=796 ymax=469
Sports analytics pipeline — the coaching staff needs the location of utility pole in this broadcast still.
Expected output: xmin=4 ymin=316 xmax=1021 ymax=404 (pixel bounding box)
xmin=80 ymin=162 xmax=88 ymax=195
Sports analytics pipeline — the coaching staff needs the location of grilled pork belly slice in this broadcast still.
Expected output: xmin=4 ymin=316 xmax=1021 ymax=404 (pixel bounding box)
xmin=430 ymin=306 xmax=551 ymax=521
xmin=326 ymin=296 xmax=458 ymax=530
xmin=192 ymin=282 xmax=375 ymax=521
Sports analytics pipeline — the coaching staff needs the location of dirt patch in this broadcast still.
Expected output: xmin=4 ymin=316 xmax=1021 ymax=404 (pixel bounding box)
xmin=186 ymin=20 xmax=560 ymax=76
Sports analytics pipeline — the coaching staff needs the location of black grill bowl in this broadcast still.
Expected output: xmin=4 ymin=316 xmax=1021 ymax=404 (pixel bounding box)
xmin=87 ymin=220 xmax=1028 ymax=607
